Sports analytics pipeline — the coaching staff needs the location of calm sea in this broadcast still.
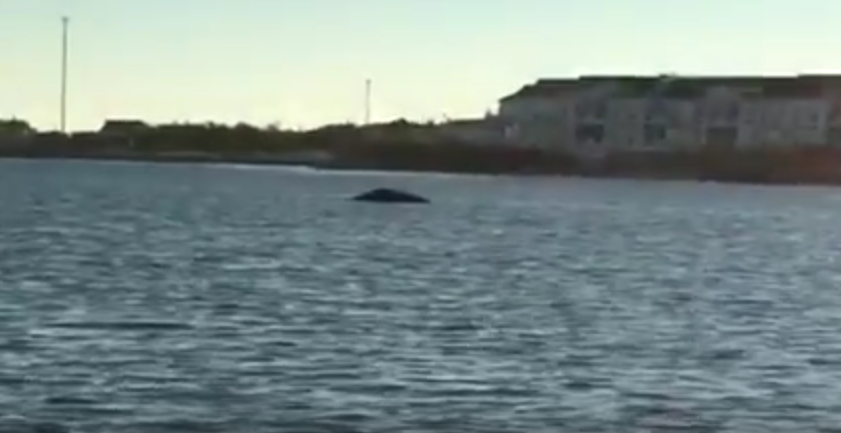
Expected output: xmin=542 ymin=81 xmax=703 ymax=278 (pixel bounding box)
xmin=2 ymin=159 xmax=841 ymax=432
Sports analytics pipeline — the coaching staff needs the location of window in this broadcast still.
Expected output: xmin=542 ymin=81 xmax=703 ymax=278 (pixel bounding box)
xmin=828 ymin=127 xmax=841 ymax=145
xmin=830 ymin=103 xmax=841 ymax=121
xmin=644 ymin=124 xmax=667 ymax=142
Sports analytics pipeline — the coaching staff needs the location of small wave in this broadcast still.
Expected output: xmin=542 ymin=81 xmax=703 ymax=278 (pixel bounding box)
xmin=0 ymin=417 xmax=70 ymax=433
xmin=44 ymin=321 xmax=193 ymax=332
xmin=221 ymin=259 xmax=282 ymax=271
xmin=108 ymin=418 xmax=230 ymax=433
xmin=44 ymin=395 xmax=99 ymax=406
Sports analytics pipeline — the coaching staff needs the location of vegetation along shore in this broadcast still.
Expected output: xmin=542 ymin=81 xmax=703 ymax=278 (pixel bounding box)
xmin=2 ymin=118 xmax=840 ymax=185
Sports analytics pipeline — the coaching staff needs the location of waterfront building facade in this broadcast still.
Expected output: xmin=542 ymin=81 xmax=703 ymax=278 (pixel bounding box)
xmin=497 ymin=74 xmax=841 ymax=153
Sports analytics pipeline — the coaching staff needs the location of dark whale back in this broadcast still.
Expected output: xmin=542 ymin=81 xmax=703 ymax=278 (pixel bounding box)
xmin=351 ymin=188 xmax=429 ymax=204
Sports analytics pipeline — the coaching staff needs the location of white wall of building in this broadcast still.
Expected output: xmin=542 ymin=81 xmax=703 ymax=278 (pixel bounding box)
xmin=738 ymin=99 xmax=828 ymax=146
xmin=497 ymin=80 xmax=841 ymax=152
xmin=498 ymin=95 xmax=574 ymax=149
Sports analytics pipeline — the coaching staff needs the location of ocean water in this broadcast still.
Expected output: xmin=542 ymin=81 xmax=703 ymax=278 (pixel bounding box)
xmin=2 ymin=159 xmax=841 ymax=432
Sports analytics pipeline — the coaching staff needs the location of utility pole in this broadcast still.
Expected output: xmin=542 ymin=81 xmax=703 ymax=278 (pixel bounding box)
xmin=60 ymin=16 xmax=69 ymax=134
xmin=364 ymin=79 xmax=372 ymax=125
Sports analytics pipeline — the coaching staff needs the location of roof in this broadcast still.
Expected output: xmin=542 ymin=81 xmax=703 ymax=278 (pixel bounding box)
xmin=99 ymin=119 xmax=150 ymax=134
xmin=499 ymin=79 xmax=580 ymax=101
xmin=499 ymin=74 xmax=841 ymax=102
xmin=102 ymin=119 xmax=148 ymax=127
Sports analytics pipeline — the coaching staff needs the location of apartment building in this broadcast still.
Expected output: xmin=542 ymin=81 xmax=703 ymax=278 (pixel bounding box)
xmin=497 ymin=74 xmax=841 ymax=153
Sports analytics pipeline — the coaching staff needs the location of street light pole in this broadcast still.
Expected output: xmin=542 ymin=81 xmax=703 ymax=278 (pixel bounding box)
xmin=60 ymin=16 xmax=69 ymax=133
xmin=364 ymin=79 xmax=372 ymax=125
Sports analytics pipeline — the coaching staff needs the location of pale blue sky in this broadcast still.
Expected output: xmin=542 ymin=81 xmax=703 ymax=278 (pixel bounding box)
xmin=2 ymin=0 xmax=841 ymax=131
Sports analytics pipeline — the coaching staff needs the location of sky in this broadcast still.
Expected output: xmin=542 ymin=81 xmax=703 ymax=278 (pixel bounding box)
xmin=2 ymin=0 xmax=841 ymax=131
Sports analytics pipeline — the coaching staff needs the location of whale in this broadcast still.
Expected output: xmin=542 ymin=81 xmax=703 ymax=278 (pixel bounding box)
xmin=351 ymin=188 xmax=430 ymax=204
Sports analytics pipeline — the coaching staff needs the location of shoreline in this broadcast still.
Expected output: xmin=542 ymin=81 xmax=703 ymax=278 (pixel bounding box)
xmin=2 ymin=149 xmax=839 ymax=187
xmin=3 ymin=121 xmax=841 ymax=186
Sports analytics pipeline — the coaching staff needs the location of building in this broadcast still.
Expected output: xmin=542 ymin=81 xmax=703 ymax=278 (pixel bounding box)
xmin=99 ymin=119 xmax=150 ymax=137
xmin=497 ymin=74 xmax=841 ymax=153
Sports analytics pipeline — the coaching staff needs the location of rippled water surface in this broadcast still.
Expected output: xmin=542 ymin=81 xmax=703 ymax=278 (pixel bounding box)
xmin=3 ymin=159 xmax=841 ymax=432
